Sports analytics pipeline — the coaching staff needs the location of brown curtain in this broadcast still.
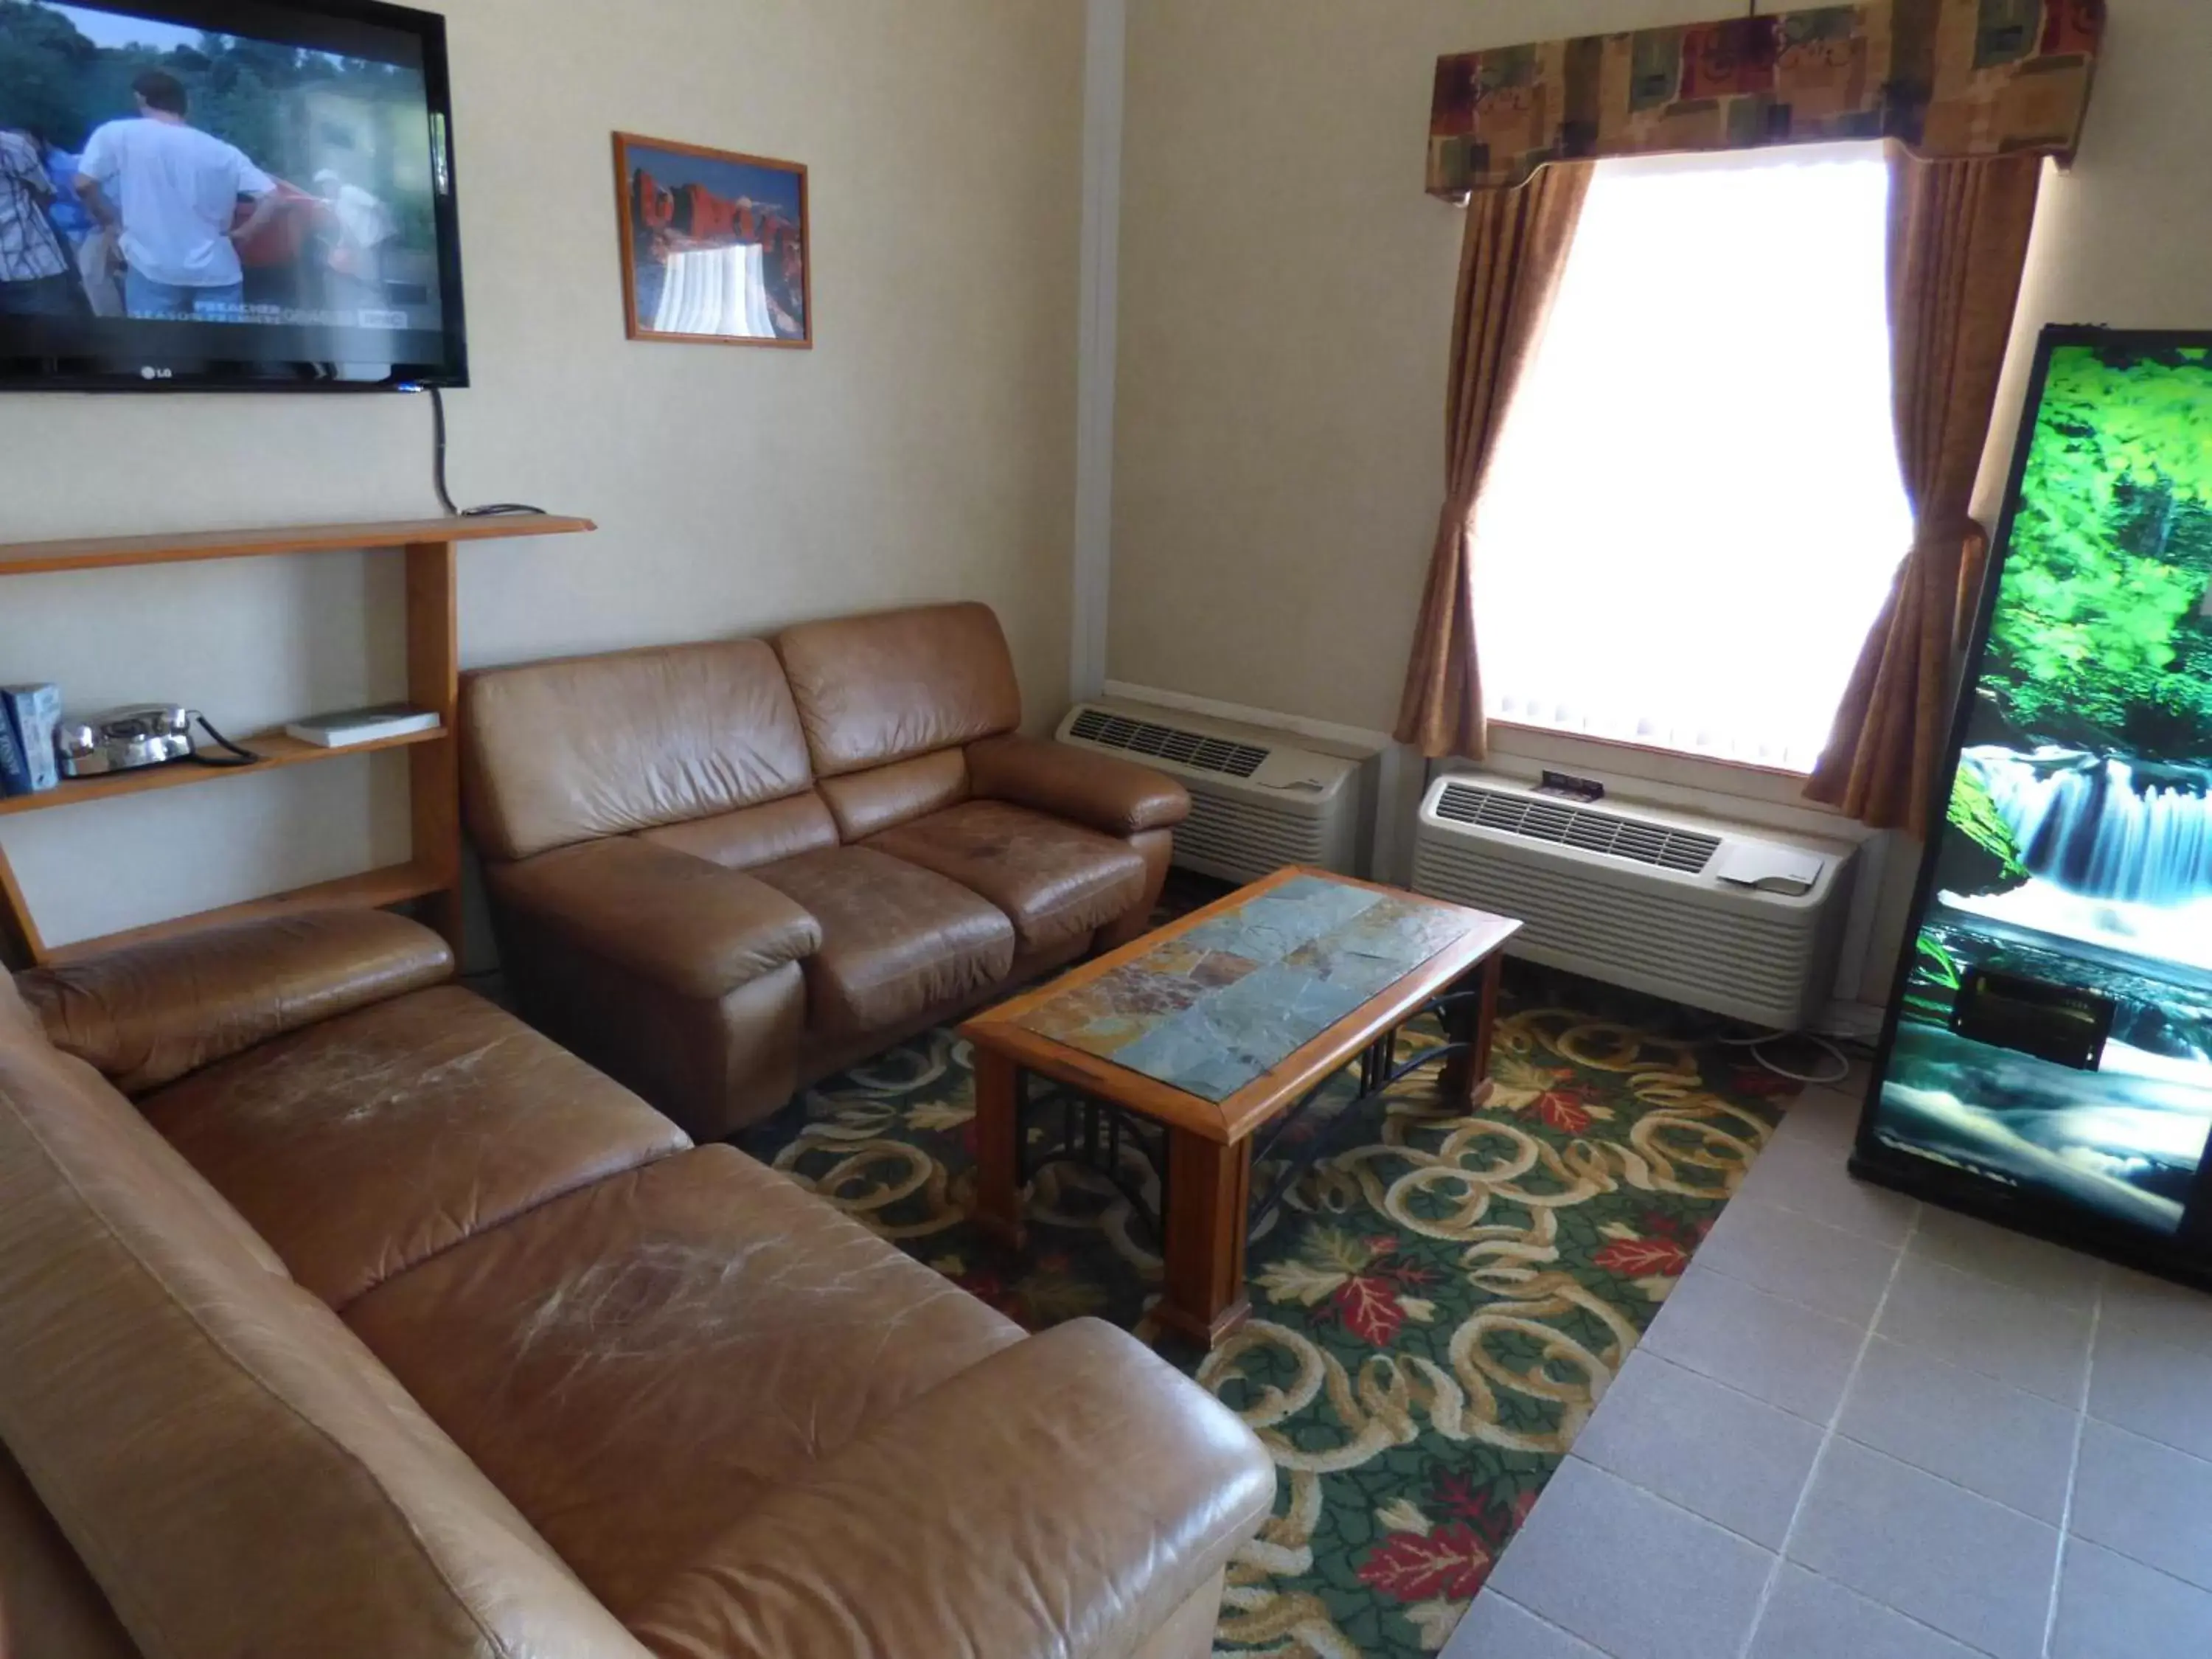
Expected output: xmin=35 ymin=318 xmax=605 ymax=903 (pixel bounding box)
xmin=1394 ymin=161 xmax=1592 ymax=760
xmin=1805 ymin=146 xmax=2044 ymax=837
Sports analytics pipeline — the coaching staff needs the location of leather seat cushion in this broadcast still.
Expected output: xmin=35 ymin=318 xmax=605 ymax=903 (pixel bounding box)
xmin=750 ymin=846 xmax=1015 ymax=1037
xmin=139 ymin=987 xmax=689 ymax=1310
xmin=340 ymin=1143 xmax=1024 ymax=1623
xmin=868 ymin=801 xmax=1150 ymax=953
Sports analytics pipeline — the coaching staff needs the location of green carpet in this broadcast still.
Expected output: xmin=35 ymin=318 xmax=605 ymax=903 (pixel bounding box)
xmin=739 ymin=959 xmax=1795 ymax=1658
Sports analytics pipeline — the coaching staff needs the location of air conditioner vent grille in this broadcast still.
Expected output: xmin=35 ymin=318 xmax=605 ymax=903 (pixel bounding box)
xmin=1434 ymin=782 xmax=1720 ymax=875
xmin=1067 ymin=709 xmax=1267 ymax=779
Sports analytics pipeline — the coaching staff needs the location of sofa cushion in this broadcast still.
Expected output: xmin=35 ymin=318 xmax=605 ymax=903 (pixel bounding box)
xmin=341 ymin=1144 xmax=1025 ymax=1624
xmin=463 ymin=639 xmax=816 ymax=862
xmin=751 ymin=846 xmax=1015 ymax=1036
xmin=139 ymin=986 xmax=689 ymax=1310
xmin=638 ymin=789 xmax=839 ymax=871
xmin=815 ymin=748 xmax=968 ymax=840
xmin=625 ymin=1320 xmax=1275 ymax=1659
xmin=773 ymin=602 xmax=1020 ymax=777
xmin=19 ymin=910 xmax=454 ymax=1097
xmin=869 ymin=801 xmax=1150 ymax=954
xmin=487 ymin=838 xmax=823 ymax=1001
xmin=0 ymin=981 xmax=651 ymax=1659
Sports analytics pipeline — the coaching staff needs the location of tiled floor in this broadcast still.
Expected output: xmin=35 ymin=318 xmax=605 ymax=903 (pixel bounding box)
xmin=1445 ymin=1071 xmax=2212 ymax=1659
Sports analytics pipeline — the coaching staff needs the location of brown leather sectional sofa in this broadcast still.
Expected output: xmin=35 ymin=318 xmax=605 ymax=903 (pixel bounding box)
xmin=461 ymin=601 xmax=1191 ymax=1141
xmin=0 ymin=910 xmax=1274 ymax=1659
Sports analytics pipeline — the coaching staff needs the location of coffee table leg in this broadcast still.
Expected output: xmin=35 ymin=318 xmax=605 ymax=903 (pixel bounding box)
xmin=971 ymin=1047 xmax=1027 ymax=1249
xmin=1155 ymin=1128 xmax=1253 ymax=1347
xmin=1440 ymin=952 xmax=1503 ymax=1110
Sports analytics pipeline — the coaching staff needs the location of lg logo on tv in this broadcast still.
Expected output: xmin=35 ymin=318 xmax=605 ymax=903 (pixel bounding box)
xmin=137 ymin=366 xmax=174 ymax=380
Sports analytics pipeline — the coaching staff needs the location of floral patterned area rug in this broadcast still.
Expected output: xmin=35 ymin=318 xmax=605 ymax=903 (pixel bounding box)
xmin=738 ymin=959 xmax=1796 ymax=1658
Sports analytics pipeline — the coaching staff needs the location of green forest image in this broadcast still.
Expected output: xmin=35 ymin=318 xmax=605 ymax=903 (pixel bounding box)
xmin=1876 ymin=338 xmax=2212 ymax=1238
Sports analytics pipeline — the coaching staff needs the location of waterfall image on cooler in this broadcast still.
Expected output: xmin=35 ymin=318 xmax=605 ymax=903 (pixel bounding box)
xmin=1871 ymin=338 xmax=2212 ymax=1239
xmin=1942 ymin=748 xmax=2212 ymax=973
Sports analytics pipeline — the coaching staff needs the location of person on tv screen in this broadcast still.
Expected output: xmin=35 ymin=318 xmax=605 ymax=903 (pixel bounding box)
xmin=72 ymin=70 xmax=281 ymax=322
xmin=0 ymin=125 xmax=78 ymax=317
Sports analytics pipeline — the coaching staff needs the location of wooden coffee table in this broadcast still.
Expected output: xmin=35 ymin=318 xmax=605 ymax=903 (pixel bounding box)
xmin=961 ymin=867 xmax=1520 ymax=1347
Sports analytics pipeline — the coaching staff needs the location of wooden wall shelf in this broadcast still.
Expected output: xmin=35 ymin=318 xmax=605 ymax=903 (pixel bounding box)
xmin=0 ymin=514 xmax=595 ymax=970
xmin=0 ymin=514 xmax=596 ymax=577
xmin=0 ymin=726 xmax=448 ymax=819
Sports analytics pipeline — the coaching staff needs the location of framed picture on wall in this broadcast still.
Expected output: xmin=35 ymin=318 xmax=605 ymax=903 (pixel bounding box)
xmin=613 ymin=133 xmax=811 ymax=348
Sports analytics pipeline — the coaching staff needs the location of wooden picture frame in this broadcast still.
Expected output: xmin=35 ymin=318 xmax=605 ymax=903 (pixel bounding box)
xmin=613 ymin=132 xmax=812 ymax=349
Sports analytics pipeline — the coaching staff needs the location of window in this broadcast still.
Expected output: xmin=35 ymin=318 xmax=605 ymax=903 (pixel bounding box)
xmin=1473 ymin=142 xmax=1912 ymax=773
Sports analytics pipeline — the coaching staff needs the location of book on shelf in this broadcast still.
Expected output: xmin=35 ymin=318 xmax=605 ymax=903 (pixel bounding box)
xmin=0 ymin=684 xmax=60 ymax=795
xmin=283 ymin=704 xmax=442 ymax=749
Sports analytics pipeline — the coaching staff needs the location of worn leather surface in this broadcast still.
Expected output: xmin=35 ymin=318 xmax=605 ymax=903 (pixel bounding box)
xmin=461 ymin=607 xmax=1178 ymax=1129
xmin=1 ymin=920 xmax=1265 ymax=1659
xmin=463 ymin=639 xmax=816 ymax=862
xmin=1099 ymin=827 xmax=1177 ymax=953
xmin=342 ymin=1144 xmax=1026 ymax=1626
xmin=488 ymin=838 xmax=822 ymax=1001
xmin=1129 ymin=1572 xmax=1230 ymax=1659
xmin=751 ymin=846 xmax=1015 ymax=1036
xmin=140 ymin=986 xmax=689 ymax=1311
xmin=793 ymin=932 xmax=1090 ymax=1090
xmin=625 ymin=1319 xmax=1276 ymax=1659
xmin=18 ymin=911 xmax=453 ymax=1097
xmin=0 ymin=974 xmax=288 ymax=1278
xmin=493 ymin=896 xmax=806 ymax=1142
xmin=870 ymin=800 xmax=1150 ymax=954
xmin=773 ymin=602 xmax=1021 ymax=776
xmin=0 ymin=982 xmax=653 ymax=1659
xmin=815 ymin=748 xmax=969 ymax=841
xmin=967 ymin=731 xmax=1192 ymax=836
xmin=0 ymin=1439 xmax=140 ymax=1659
xmin=639 ymin=790 xmax=839 ymax=872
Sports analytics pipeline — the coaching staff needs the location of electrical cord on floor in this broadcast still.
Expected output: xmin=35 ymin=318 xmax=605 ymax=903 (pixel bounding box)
xmin=1713 ymin=1024 xmax=1854 ymax=1086
xmin=412 ymin=384 xmax=546 ymax=519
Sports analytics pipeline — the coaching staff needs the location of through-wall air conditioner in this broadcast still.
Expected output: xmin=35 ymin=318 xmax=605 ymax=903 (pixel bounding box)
xmin=1054 ymin=700 xmax=1367 ymax=884
xmin=1412 ymin=773 xmax=1857 ymax=1032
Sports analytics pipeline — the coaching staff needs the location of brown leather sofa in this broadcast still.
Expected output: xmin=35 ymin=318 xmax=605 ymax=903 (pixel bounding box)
xmin=0 ymin=911 xmax=1273 ymax=1659
xmin=460 ymin=601 xmax=1189 ymax=1141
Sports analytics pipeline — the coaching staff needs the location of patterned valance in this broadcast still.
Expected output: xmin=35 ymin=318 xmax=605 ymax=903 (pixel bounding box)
xmin=1427 ymin=0 xmax=2103 ymax=197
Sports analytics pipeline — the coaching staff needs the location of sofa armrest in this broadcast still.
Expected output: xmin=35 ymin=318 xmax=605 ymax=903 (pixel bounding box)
xmin=629 ymin=1318 xmax=1274 ymax=1659
xmin=967 ymin=732 xmax=1191 ymax=837
xmin=487 ymin=838 xmax=822 ymax=1002
xmin=15 ymin=910 xmax=453 ymax=1097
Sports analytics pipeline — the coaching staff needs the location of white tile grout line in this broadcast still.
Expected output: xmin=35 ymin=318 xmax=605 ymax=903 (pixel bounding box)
xmin=1474 ymin=1588 xmax=1607 ymax=1657
xmin=1733 ymin=1200 xmax=1924 ymax=1659
xmin=2042 ymin=1278 xmax=2103 ymax=1659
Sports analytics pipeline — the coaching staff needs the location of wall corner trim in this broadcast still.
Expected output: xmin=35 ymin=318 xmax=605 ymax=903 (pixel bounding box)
xmin=1071 ymin=0 xmax=1126 ymax=705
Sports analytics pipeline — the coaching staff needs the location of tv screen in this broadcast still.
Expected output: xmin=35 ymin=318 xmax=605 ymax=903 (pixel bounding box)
xmin=0 ymin=0 xmax=465 ymax=389
xmin=1861 ymin=328 xmax=2212 ymax=1252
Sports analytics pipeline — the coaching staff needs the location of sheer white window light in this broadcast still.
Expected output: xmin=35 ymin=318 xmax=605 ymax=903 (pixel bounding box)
xmin=1472 ymin=142 xmax=1913 ymax=773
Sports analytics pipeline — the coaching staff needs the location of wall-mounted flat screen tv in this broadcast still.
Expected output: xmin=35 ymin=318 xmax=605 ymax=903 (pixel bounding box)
xmin=1857 ymin=327 xmax=2212 ymax=1279
xmin=0 ymin=0 xmax=465 ymax=389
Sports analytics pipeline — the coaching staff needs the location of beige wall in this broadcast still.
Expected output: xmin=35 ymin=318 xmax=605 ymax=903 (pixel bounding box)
xmin=1110 ymin=0 xmax=1712 ymax=737
xmin=1109 ymin=0 xmax=2212 ymax=740
xmin=0 ymin=0 xmax=1083 ymax=950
